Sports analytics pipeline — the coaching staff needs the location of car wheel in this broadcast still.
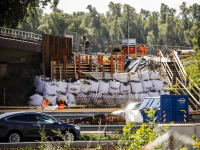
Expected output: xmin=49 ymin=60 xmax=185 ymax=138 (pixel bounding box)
xmin=64 ymin=131 xmax=75 ymax=141
xmin=8 ymin=132 xmax=21 ymax=142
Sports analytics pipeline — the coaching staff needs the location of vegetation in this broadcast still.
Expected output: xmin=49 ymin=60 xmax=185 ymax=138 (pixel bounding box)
xmin=4 ymin=1 xmax=198 ymax=47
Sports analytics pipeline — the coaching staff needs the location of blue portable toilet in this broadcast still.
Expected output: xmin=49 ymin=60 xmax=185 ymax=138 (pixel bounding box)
xmin=138 ymin=97 xmax=161 ymax=122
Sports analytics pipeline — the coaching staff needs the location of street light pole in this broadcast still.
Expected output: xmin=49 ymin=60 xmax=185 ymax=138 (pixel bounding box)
xmin=127 ymin=6 xmax=129 ymax=58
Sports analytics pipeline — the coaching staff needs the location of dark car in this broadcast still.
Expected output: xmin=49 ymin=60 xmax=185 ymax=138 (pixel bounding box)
xmin=0 ymin=111 xmax=80 ymax=142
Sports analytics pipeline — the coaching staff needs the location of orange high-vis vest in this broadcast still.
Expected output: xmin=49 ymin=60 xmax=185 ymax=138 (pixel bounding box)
xmin=58 ymin=100 xmax=65 ymax=110
xmin=42 ymin=100 xmax=49 ymax=108
xmin=139 ymin=46 xmax=147 ymax=56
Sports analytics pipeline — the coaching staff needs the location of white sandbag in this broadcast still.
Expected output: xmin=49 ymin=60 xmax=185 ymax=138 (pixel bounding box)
xmin=43 ymin=83 xmax=57 ymax=96
xmin=27 ymin=94 xmax=44 ymax=106
xmin=34 ymin=76 xmax=42 ymax=87
xmin=140 ymin=71 xmax=149 ymax=81
xmin=138 ymin=93 xmax=149 ymax=102
xmin=142 ymin=80 xmax=153 ymax=92
xmin=109 ymin=81 xmax=120 ymax=94
xmin=80 ymin=82 xmax=91 ymax=93
xmin=44 ymin=95 xmax=57 ymax=105
xmin=118 ymin=73 xmax=129 ymax=82
xmin=67 ymin=83 xmax=80 ymax=94
xmin=148 ymin=91 xmax=159 ymax=97
xmin=67 ymin=93 xmax=76 ymax=104
xmin=126 ymin=110 xmax=143 ymax=123
xmin=152 ymin=80 xmax=164 ymax=91
xmin=55 ymin=82 xmax=67 ymax=93
xmin=35 ymin=80 xmax=47 ymax=94
xmin=130 ymin=73 xmax=140 ymax=81
xmin=44 ymin=105 xmax=58 ymax=110
xmin=56 ymin=94 xmax=68 ymax=104
xmin=113 ymin=73 xmax=119 ymax=80
xmin=160 ymin=90 xmax=170 ymax=95
xmin=120 ymin=83 xmax=131 ymax=94
xmin=98 ymin=80 xmax=109 ymax=94
xmin=130 ymin=82 xmax=143 ymax=94
xmin=88 ymin=80 xmax=99 ymax=92
xmin=149 ymin=71 xmax=159 ymax=80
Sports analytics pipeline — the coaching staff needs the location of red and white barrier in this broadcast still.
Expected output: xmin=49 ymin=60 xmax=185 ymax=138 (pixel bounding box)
xmin=184 ymin=111 xmax=187 ymax=123
xmin=163 ymin=111 xmax=166 ymax=123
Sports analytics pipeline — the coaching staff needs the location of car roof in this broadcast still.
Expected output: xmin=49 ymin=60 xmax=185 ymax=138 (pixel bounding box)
xmin=0 ymin=111 xmax=43 ymax=119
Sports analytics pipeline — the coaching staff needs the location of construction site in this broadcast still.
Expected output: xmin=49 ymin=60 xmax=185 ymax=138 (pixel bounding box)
xmin=1 ymin=27 xmax=200 ymax=149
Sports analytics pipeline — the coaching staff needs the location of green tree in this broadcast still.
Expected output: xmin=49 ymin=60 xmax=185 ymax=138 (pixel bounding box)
xmin=0 ymin=0 xmax=59 ymax=28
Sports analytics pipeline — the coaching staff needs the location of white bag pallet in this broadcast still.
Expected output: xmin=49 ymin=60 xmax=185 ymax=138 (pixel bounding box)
xmin=149 ymin=71 xmax=159 ymax=80
xmin=130 ymin=82 xmax=143 ymax=94
xmin=43 ymin=83 xmax=57 ymax=96
xmin=56 ymin=82 xmax=68 ymax=93
xmin=152 ymin=80 xmax=164 ymax=91
xmin=67 ymin=83 xmax=80 ymax=94
xmin=35 ymin=80 xmax=47 ymax=94
xmin=130 ymin=73 xmax=140 ymax=81
xmin=98 ymin=80 xmax=109 ymax=94
xmin=80 ymin=82 xmax=91 ymax=93
xmin=148 ymin=91 xmax=159 ymax=97
xmin=160 ymin=90 xmax=170 ymax=95
xmin=140 ymin=71 xmax=149 ymax=81
xmin=142 ymin=80 xmax=153 ymax=92
xmin=27 ymin=94 xmax=43 ymax=106
xmin=88 ymin=80 xmax=99 ymax=92
xmin=138 ymin=93 xmax=149 ymax=102
xmin=67 ymin=93 xmax=76 ymax=104
xmin=109 ymin=81 xmax=120 ymax=94
xmin=120 ymin=83 xmax=131 ymax=94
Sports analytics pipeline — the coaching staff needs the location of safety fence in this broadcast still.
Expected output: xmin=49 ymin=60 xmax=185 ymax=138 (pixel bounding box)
xmin=64 ymin=30 xmax=199 ymax=56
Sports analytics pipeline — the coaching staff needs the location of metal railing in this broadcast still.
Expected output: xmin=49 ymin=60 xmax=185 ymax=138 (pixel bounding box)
xmin=176 ymin=77 xmax=200 ymax=111
xmin=0 ymin=27 xmax=42 ymax=43
xmin=172 ymin=50 xmax=187 ymax=85
xmin=160 ymin=51 xmax=173 ymax=87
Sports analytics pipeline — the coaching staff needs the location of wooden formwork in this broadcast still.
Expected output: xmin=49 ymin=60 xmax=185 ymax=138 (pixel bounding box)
xmin=50 ymin=54 xmax=123 ymax=80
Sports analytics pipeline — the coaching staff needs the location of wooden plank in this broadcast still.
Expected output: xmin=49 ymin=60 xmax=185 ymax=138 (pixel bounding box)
xmin=101 ymin=55 xmax=103 ymax=72
xmin=66 ymin=37 xmax=69 ymax=58
xmin=98 ymin=55 xmax=100 ymax=63
xmin=42 ymin=34 xmax=50 ymax=77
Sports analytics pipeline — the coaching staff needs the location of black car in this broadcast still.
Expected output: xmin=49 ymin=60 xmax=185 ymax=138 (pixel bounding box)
xmin=0 ymin=111 xmax=80 ymax=142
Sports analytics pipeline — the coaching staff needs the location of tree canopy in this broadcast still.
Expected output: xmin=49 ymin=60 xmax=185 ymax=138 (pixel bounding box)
xmin=2 ymin=1 xmax=200 ymax=47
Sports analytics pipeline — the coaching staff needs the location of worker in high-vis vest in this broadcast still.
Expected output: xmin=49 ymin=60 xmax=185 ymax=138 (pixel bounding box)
xmin=42 ymin=97 xmax=49 ymax=109
xmin=57 ymin=98 xmax=68 ymax=110
xmin=103 ymin=57 xmax=109 ymax=63
xmin=139 ymin=44 xmax=147 ymax=56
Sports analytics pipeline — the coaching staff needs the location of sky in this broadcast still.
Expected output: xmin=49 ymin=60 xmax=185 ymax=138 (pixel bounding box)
xmin=43 ymin=0 xmax=200 ymax=15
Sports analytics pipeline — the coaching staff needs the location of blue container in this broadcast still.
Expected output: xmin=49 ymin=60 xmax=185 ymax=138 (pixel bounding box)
xmin=139 ymin=95 xmax=189 ymax=123
xmin=160 ymin=95 xmax=189 ymax=122
xmin=160 ymin=95 xmax=176 ymax=122
xmin=175 ymin=95 xmax=189 ymax=122
xmin=139 ymin=97 xmax=161 ymax=122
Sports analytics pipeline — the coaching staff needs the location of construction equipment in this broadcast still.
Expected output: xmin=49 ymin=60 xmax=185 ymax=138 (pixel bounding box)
xmin=110 ymin=45 xmax=126 ymax=55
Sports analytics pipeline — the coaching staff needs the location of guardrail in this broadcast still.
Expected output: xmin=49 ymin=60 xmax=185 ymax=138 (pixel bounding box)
xmin=173 ymin=50 xmax=187 ymax=85
xmin=0 ymin=27 xmax=42 ymax=43
xmin=176 ymin=77 xmax=200 ymax=111
xmin=0 ymin=140 xmax=131 ymax=149
xmin=160 ymin=51 xmax=173 ymax=87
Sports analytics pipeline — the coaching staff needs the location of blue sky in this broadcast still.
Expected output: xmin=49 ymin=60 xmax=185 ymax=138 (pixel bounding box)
xmin=43 ymin=0 xmax=200 ymax=15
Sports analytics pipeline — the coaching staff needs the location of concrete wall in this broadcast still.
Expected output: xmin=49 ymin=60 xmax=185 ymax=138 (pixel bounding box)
xmin=0 ymin=64 xmax=7 ymax=77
